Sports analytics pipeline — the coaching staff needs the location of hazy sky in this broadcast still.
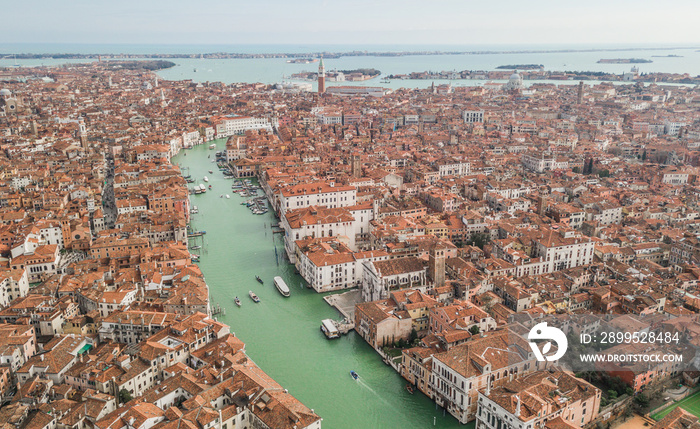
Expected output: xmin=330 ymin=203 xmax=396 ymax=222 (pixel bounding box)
xmin=4 ymin=0 xmax=699 ymax=46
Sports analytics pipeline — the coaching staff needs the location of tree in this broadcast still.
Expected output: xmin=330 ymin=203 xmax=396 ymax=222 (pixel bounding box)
xmin=409 ymin=329 xmax=418 ymax=345
xmin=467 ymin=232 xmax=491 ymax=249
xmin=598 ymin=169 xmax=610 ymax=178
xmin=481 ymin=295 xmax=494 ymax=315
xmin=469 ymin=325 xmax=480 ymax=335
xmin=119 ymin=388 xmax=132 ymax=404
xmin=634 ymin=393 xmax=650 ymax=410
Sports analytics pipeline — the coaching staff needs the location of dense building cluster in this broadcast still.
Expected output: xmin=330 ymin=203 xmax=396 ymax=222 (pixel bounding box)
xmin=1 ymin=59 xmax=700 ymax=428
xmin=0 ymin=64 xmax=322 ymax=429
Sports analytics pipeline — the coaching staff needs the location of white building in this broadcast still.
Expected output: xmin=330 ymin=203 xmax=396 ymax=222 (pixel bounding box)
xmin=475 ymin=371 xmax=601 ymax=429
xmin=533 ymin=227 xmax=594 ymax=273
xmin=662 ymin=169 xmax=691 ymax=186
xmin=278 ymin=181 xmax=357 ymax=216
xmin=463 ymin=110 xmax=484 ymax=123
xmin=182 ymin=130 xmax=202 ymax=148
xmin=431 ymin=331 xmax=539 ymax=424
xmin=282 ymin=206 xmax=358 ymax=262
xmin=437 ymin=160 xmax=471 ymax=177
xmin=0 ymin=268 xmax=29 ymax=307
xmin=361 ymin=257 xmax=427 ymax=302
xmin=294 ymin=238 xmax=389 ymax=292
xmin=521 ymin=154 xmax=569 ymax=173
xmin=214 ymin=116 xmax=277 ymax=137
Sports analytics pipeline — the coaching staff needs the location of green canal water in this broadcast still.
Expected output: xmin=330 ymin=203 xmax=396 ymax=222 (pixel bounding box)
xmin=174 ymin=140 xmax=468 ymax=429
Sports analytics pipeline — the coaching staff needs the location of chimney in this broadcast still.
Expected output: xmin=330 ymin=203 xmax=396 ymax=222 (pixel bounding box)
xmin=485 ymin=378 xmax=490 ymax=396
xmin=515 ymin=395 xmax=521 ymax=417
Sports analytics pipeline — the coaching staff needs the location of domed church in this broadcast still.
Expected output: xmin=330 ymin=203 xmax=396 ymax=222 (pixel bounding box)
xmin=503 ymin=71 xmax=524 ymax=92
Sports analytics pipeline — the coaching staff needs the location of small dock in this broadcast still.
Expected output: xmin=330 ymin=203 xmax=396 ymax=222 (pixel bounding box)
xmin=320 ymin=318 xmax=354 ymax=339
xmin=210 ymin=303 xmax=224 ymax=316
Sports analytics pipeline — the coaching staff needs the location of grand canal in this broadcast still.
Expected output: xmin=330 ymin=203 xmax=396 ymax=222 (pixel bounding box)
xmin=173 ymin=140 xmax=467 ymax=428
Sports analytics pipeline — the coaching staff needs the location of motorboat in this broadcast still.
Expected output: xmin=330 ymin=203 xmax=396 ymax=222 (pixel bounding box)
xmin=256 ymin=276 xmax=264 ymax=285
xmin=234 ymin=297 xmax=241 ymax=307
xmin=203 ymin=176 xmax=209 ymax=182
xmin=249 ymin=291 xmax=260 ymax=303
xmin=209 ymin=170 xmax=213 ymax=174
xmin=220 ymin=194 xmax=224 ymax=198
xmin=350 ymin=371 xmax=359 ymax=380
xmin=190 ymin=245 xmax=201 ymax=250
xmin=226 ymin=194 xmax=230 ymax=199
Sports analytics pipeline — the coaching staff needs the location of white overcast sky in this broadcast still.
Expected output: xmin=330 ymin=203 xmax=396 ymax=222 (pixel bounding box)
xmin=4 ymin=0 xmax=699 ymax=46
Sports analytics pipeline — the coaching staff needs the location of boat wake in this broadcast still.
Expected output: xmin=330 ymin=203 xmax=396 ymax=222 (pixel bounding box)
xmin=355 ymin=378 xmax=392 ymax=407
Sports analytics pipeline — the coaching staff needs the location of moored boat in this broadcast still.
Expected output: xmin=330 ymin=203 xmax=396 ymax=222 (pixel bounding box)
xmin=274 ymin=277 xmax=290 ymax=297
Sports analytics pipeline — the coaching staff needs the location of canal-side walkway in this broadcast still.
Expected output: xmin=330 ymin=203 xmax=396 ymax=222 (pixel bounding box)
xmin=324 ymin=289 xmax=361 ymax=321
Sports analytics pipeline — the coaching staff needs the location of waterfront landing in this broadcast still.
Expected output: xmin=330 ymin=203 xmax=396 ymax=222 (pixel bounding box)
xmin=324 ymin=289 xmax=361 ymax=321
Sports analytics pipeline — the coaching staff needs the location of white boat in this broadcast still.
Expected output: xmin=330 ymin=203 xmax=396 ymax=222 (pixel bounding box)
xmin=226 ymin=195 xmax=230 ymax=199
xmin=203 ymin=176 xmax=209 ymax=182
xmin=249 ymin=291 xmax=260 ymax=303
xmin=273 ymin=276 xmax=290 ymax=297
xmin=209 ymin=143 xmax=216 ymax=149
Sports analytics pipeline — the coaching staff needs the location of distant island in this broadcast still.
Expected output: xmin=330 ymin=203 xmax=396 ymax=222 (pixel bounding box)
xmin=384 ymin=68 xmax=700 ymax=84
xmin=597 ymin=58 xmax=652 ymax=64
xmin=104 ymin=60 xmax=176 ymax=70
xmin=339 ymin=68 xmax=381 ymax=77
xmin=496 ymin=64 xmax=543 ymax=70
xmin=290 ymin=68 xmax=380 ymax=81
xmin=651 ymin=54 xmax=683 ymax=58
xmin=286 ymin=58 xmax=318 ymax=64
xmin=2 ymin=46 xmax=699 ymax=61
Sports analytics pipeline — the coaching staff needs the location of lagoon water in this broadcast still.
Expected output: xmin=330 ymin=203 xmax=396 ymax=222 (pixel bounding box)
xmin=2 ymin=43 xmax=700 ymax=91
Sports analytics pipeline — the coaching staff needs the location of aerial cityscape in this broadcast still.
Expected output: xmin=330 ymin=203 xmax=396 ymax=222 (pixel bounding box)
xmin=1 ymin=2 xmax=700 ymax=429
